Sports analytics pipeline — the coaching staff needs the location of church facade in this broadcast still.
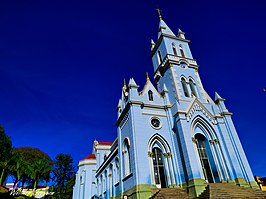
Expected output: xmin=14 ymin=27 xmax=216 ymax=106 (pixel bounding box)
xmin=72 ymin=16 xmax=258 ymax=199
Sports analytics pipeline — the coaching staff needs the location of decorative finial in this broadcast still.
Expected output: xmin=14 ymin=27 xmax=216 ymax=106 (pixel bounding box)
xmin=123 ymin=79 xmax=127 ymax=88
xmin=146 ymin=72 xmax=150 ymax=80
xmin=156 ymin=8 xmax=162 ymax=20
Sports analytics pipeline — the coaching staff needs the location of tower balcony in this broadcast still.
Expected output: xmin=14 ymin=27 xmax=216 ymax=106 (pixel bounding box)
xmin=154 ymin=54 xmax=198 ymax=80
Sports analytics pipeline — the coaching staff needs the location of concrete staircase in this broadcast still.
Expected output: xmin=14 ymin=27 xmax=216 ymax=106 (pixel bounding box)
xmin=197 ymin=183 xmax=266 ymax=199
xmin=150 ymin=188 xmax=193 ymax=199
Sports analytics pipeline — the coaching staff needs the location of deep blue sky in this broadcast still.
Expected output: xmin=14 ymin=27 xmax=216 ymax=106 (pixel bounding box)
xmin=0 ymin=0 xmax=265 ymax=177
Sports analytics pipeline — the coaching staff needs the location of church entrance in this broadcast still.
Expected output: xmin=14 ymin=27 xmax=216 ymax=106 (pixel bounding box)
xmin=195 ymin=134 xmax=214 ymax=183
xmin=152 ymin=147 xmax=167 ymax=188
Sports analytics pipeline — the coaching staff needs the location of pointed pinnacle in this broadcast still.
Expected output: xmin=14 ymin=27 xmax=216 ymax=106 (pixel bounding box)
xmin=123 ymin=79 xmax=127 ymax=88
xmin=146 ymin=72 xmax=150 ymax=80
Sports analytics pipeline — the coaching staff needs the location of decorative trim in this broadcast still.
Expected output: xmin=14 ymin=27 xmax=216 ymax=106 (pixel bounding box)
xmin=214 ymin=139 xmax=219 ymax=144
xmin=153 ymin=54 xmax=198 ymax=78
xmin=150 ymin=117 xmax=162 ymax=130
xmin=186 ymin=98 xmax=217 ymax=124
xmin=209 ymin=140 xmax=214 ymax=145
xmin=148 ymin=151 xmax=153 ymax=157
xmin=192 ymin=137 xmax=196 ymax=143
xmin=220 ymin=112 xmax=233 ymax=116
xmin=142 ymin=112 xmax=167 ymax=117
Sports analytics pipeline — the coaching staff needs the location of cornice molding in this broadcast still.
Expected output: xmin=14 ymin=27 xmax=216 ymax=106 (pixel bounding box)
xmin=220 ymin=111 xmax=233 ymax=116
xmin=78 ymin=159 xmax=97 ymax=167
xmin=153 ymin=54 xmax=198 ymax=79
xmin=116 ymin=100 xmax=172 ymax=126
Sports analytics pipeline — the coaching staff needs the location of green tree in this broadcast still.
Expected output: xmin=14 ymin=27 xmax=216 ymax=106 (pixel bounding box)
xmin=52 ymin=153 xmax=75 ymax=198
xmin=11 ymin=147 xmax=53 ymax=196
xmin=0 ymin=125 xmax=12 ymax=185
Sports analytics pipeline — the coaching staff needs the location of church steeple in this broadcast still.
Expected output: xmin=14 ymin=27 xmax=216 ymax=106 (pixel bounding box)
xmin=156 ymin=9 xmax=175 ymax=38
xmin=150 ymin=14 xmax=204 ymax=102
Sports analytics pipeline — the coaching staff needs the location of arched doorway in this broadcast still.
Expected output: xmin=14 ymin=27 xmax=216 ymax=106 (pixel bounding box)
xmin=152 ymin=147 xmax=167 ymax=188
xmin=195 ymin=134 xmax=214 ymax=183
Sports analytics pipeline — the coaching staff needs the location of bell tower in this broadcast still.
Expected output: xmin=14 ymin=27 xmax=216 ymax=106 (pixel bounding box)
xmin=150 ymin=12 xmax=206 ymax=104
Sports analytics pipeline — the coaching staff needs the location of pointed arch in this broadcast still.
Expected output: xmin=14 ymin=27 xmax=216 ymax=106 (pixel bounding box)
xmin=179 ymin=45 xmax=185 ymax=57
xmin=123 ymin=138 xmax=131 ymax=176
xmin=190 ymin=116 xmax=228 ymax=182
xmin=148 ymin=134 xmax=176 ymax=188
xmin=148 ymin=134 xmax=171 ymax=153
xmin=190 ymin=116 xmax=216 ymax=140
xmin=172 ymin=42 xmax=177 ymax=56
xmin=181 ymin=76 xmax=189 ymax=97
xmin=188 ymin=77 xmax=198 ymax=97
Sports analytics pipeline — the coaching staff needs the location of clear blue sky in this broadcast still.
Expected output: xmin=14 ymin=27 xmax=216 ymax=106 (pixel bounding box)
xmin=0 ymin=0 xmax=265 ymax=176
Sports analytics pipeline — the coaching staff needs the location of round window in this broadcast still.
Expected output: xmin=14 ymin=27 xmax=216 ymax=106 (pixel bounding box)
xmin=150 ymin=118 xmax=161 ymax=129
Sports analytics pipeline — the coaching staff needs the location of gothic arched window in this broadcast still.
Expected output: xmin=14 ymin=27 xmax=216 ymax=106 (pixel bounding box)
xmin=179 ymin=45 xmax=185 ymax=57
xmin=172 ymin=43 xmax=177 ymax=56
xmin=189 ymin=79 xmax=197 ymax=97
xmin=181 ymin=77 xmax=189 ymax=97
xmin=148 ymin=90 xmax=153 ymax=101
xmin=157 ymin=50 xmax=163 ymax=64
xmin=123 ymin=139 xmax=131 ymax=176
xmin=115 ymin=158 xmax=119 ymax=183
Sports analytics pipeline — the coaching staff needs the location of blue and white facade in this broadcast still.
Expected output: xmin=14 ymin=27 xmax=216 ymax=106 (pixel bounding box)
xmin=73 ymin=17 xmax=258 ymax=198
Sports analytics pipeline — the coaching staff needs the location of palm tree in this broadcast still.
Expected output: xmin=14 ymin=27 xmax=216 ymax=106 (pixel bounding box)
xmin=28 ymin=158 xmax=52 ymax=197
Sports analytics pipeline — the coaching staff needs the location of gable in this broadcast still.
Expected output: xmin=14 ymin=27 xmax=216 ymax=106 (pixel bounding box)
xmin=186 ymin=98 xmax=217 ymax=124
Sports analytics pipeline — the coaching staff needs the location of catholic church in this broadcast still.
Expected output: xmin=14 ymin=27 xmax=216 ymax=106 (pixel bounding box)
xmin=72 ymin=12 xmax=260 ymax=199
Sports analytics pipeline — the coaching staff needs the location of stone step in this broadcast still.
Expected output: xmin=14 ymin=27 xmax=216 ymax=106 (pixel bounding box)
xmin=198 ymin=183 xmax=266 ymax=199
xmin=150 ymin=188 xmax=193 ymax=199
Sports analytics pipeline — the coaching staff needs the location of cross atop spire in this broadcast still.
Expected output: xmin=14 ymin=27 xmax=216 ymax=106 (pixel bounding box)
xmin=156 ymin=8 xmax=163 ymax=20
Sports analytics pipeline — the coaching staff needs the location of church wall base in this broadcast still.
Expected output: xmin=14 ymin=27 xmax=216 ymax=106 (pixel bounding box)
xmin=115 ymin=184 xmax=156 ymax=199
xmin=235 ymin=177 xmax=260 ymax=189
xmin=248 ymin=181 xmax=261 ymax=189
xmin=187 ymin=178 xmax=208 ymax=197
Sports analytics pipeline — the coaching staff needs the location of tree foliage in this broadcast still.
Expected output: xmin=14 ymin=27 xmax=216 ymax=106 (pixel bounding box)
xmin=10 ymin=147 xmax=53 ymax=191
xmin=0 ymin=125 xmax=12 ymax=185
xmin=52 ymin=153 xmax=75 ymax=198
